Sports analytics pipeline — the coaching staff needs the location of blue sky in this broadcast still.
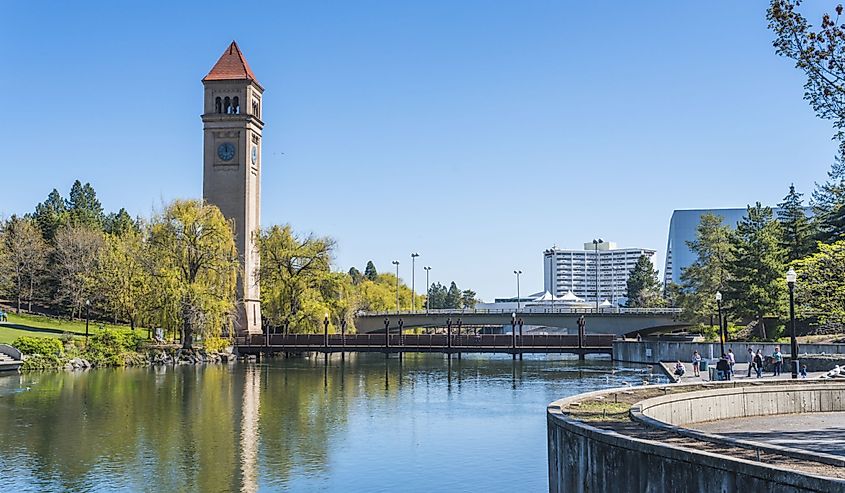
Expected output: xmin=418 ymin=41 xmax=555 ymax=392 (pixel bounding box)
xmin=0 ymin=1 xmax=837 ymax=301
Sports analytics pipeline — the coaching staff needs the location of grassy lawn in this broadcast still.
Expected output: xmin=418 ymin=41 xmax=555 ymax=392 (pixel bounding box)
xmin=0 ymin=312 xmax=138 ymax=345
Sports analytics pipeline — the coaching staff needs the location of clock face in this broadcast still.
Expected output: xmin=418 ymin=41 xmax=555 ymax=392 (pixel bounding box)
xmin=251 ymin=146 xmax=258 ymax=164
xmin=217 ymin=142 xmax=236 ymax=161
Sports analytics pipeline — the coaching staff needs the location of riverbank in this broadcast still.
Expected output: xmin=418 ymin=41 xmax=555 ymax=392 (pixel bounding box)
xmin=548 ymin=380 xmax=845 ymax=492
xmin=10 ymin=329 xmax=236 ymax=371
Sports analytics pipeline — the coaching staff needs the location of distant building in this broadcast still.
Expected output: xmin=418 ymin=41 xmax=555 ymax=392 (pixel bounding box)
xmin=543 ymin=242 xmax=657 ymax=306
xmin=663 ymin=207 xmax=811 ymax=286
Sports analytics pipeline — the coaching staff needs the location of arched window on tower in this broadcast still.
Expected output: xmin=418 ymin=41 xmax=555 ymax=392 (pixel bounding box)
xmin=224 ymin=97 xmax=231 ymax=114
xmin=232 ymin=96 xmax=240 ymax=114
xmin=252 ymin=99 xmax=260 ymax=118
xmin=215 ymin=97 xmax=222 ymax=113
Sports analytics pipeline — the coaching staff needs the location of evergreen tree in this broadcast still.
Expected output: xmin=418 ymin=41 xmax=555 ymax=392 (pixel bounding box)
xmin=625 ymin=255 xmax=663 ymax=307
xmin=725 ymin=203 xmax=786 ymax=339
xmin=792 ymin=241 xmax=845 ymax=327
xmin=32 ymin=189 xmax=68 ymax=241
xmin=427 ymin=282 xmax=447 ymax=309
xmin=778 ymin=184 xmax=813 ymax=261
xmin=66 ymin=180 xmax=104 ymax=229
xmin=445 ymin=282 xmax=462 ymax=309
xmin=461 ymin=289 xmax=478 ymax=309
xmin=679 ymin=213 xmax=734 ymax=322
xmin=348 ymin=267 xmax=363 ymax=285
xmin=104 ymin=208 xmax=138 ymax=237
xmin=364 ymin=261 xmax=378 ymax=281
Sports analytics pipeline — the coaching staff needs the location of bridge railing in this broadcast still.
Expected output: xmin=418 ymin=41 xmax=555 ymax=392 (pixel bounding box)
xmin=360 ymin=307 xmax=682 ymax=317
xmin=242 ymin=334 xmax=614 ymax=348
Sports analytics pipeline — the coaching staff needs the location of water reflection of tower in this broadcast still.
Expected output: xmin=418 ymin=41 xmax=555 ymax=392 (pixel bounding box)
xmin=240 ymin=366 xmax=261 ymax=493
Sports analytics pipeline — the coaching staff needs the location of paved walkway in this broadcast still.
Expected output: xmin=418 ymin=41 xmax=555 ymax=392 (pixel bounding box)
xmin=669 ymin=362 xmax=827 ymax=382
xmin=692 ymin=412 xmax=845 ymax=457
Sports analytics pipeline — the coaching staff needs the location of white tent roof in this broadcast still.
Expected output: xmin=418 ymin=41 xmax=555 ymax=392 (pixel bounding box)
xmin=560 ymin=290 xmax=580 ymax=301
xmin=600 ymin=299 xmax=613 ymax=307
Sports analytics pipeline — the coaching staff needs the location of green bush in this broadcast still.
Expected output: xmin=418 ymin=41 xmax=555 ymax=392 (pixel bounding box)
xmin=83 ymin=329 xmax=145 ymax=367
xmin=12 ymin=336 xmax=64 ymax=357
xmin=20 ymin=354 xmax=64 ymax=371
xmin=202 ymin=336 xmax=231 ymax=354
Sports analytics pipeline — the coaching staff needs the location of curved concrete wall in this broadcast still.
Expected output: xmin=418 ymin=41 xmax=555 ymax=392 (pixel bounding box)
xmin=547 ymin=384 xmax=845 ymax=493
xmin=636 ymin=383 xmax=845 ymax=426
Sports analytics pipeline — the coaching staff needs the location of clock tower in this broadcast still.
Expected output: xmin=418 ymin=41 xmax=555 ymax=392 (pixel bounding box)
xmin=202 ymin=41 xmax=263 ymax=336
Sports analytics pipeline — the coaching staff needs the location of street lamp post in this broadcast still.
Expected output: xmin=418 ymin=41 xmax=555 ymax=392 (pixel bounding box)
xmin=514 ymin=270 xmax=522 ymax=311
xmin=787 ymin=268 xmax=799 ymax=379
xmin=511 ymin=312 xmax=517 ymax=354
xmin=85 ymin=300 xmax=91 ymax=342
xmin=592 ymin=239 xmax=604 ymax=311
xmin=392 ymin=260 xmax=400 ymax=314
xmin=411 ymin=253 xmax=419 ymax=311
xmin=423 ymin=266 xmax=431 ymax=314
xmin=716 ymin=291 xmax=724 ymax=357
xmin=324 ymin=313 xmax=329 ymax=349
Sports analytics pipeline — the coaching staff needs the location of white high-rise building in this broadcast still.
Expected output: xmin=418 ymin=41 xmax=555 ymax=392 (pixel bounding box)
xmin=543 ymin=242 xmax=657 ymax=306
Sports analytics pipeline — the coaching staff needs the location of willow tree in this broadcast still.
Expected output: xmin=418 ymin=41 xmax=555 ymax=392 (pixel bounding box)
xmin=257 ymin=225 xmax=336 ymax=333
xmin=148 ymin=200 xmax=237 ymax=348
xmin=97 ymin=230 xmax=151 ymax=330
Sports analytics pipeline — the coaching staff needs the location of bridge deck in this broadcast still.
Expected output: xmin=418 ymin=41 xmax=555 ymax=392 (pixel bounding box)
xmin=236 ymin=334 xmax=613 ymax=355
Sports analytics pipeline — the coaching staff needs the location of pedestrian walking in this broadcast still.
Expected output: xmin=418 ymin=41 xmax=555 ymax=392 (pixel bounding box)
xmin=747 ymin=347 xmax=754 ymax=377
xmin=692 ymin=351 xmax=701 ymax=377
xmin=773 ymin=346 xmax=783 ymax=376
xmin=753 ymin=349 xmax=764 ymax=378
xmin=727 ymin=348 xmax=736 ymax=376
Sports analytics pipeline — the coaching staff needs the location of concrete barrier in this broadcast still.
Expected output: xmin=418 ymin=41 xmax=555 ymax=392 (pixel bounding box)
xmin=547 ymin=383 xmax=845 ymax=493
xmin=614 ymin=340 xmax=845 ymax=364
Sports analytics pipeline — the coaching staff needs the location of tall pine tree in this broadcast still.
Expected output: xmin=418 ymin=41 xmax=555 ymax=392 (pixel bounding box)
xmin=364 ymin=261 xmax=378 ymax=281
xmin=625 ymin=255 xmax=663 ymax=307
xmin=725 ymin=203 xmax=786 ymax=339
xmin=679 ymin=213 xmax=733 ymax=322
xmin=777 ymin=184 xmax=813 ymax=261
xmin=66 ymin=180 xmax=104 ymax=228
xmin=32 ymin=189 xmax=68 ymax=241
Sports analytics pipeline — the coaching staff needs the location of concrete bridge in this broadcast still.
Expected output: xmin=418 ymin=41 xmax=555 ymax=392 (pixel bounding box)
xmin=354 ymin=308 xmax=689 ymax=337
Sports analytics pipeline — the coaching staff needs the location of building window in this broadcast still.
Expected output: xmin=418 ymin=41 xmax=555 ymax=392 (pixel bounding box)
xmin=232 ymin=96 xmax=240 ymax=114
xmin=224 ymin=97 xmax=231 ymax=114
xmin=215 ymin=97 xmax=222 ymax=113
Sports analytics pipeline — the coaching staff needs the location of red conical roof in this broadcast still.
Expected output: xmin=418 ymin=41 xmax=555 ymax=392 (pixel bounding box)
xmin=203 ymin=41 xmax=262 ymax=89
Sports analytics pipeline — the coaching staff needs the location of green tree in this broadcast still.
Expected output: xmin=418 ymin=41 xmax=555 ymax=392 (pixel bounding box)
xmin=427 ymin=282 xmax=447 ymax=309
xmin=0 ymin=216 xmax=48 ymax=313
xmin=768 ymin=1 xmax=845 ymax=159
xmin=445 ymin=282 xmax=462 ymax=309
xmin=625 ymin=255 xmax=664 ymax=308
xmin=348 ymin=267 xmax=363 ymax=285
xmin=66 ymin=180 xmax=104 ymax=229
xmin=364 ymin=261 xmax=378 ymax=281
xmin=792 ymin=240 xmax=845 ymax=325
xmin=105 ymin=208 xmax=139 ymax=237
xmin=778 ymin=184 xmax=814 ymax=261
xmin=97 ymin=230 xmax=151 ymax=330
xmin=32 ymin=188 xmax=68 ymax=241
xmin=725 ymin=203 xmax=786 ymax=339
xmin=461 ymin=289 xmax=478 ymax=309
xmin=679 ymin=213 xmax=734 ymax=322
xmin=257 ymin=225 xmax=335 ymax=333
xmin=148 ymin=200 xmax=237 ymax=348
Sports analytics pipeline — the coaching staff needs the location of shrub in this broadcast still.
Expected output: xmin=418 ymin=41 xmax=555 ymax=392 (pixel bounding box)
xmin=202 ymin=336 xmax=231 ymax=354
xmin=20 ymin=354 xmax=64 ymax=371
xmin=83 ymin=329 xmax=145 ymax=367
xmin=12 ymin=337 xmax=64 ymax=357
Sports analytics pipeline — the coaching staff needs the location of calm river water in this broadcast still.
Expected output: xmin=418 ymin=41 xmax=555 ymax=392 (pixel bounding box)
xmin=0 ymin=354 xmax=655 ymax=492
